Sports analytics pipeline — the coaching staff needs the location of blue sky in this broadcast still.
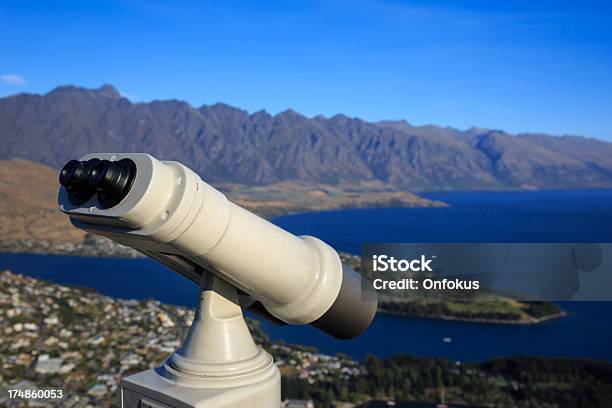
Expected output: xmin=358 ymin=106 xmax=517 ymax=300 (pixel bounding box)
xmin=1 ymin=0 xmax=611 ymax=140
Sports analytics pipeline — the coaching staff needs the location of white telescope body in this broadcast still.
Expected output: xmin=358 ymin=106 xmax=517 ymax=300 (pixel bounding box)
xmin=58 ymin=153 xmax=377 ymax=339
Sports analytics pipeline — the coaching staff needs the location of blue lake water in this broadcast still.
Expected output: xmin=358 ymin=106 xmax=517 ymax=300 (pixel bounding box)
xmin=1 ymin=190 xmax=612 ymax=362
xmin=273 ymin=189 xmax=612 ymax=253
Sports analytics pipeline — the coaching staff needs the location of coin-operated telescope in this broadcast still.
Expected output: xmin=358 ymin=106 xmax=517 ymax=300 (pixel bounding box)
xmin=58 ymin=153 xmax=378 ymax=408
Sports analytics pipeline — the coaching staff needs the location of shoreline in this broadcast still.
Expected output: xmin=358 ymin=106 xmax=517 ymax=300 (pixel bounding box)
xmin=377 ymin=308 xmax=566 ymax=325
xmin=0 ymin=240 xmax=144 ymax=259
xmin=1 ymin=248 xmax=567 ymax=326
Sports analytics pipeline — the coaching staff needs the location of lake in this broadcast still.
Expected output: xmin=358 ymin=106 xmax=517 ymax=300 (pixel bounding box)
xmin=1 ymin=190 xmax=612 ymax=362
xmin=273 ymin=189 xmax=612 ymax=253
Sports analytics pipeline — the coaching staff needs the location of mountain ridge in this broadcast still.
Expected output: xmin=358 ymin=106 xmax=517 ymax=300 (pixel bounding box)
xmin=2 ymin=84 xmax=612 ymax=190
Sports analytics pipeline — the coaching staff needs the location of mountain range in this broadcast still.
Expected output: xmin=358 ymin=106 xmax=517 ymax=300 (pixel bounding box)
xmin=2 ymin=84 xmax=612 ymax=190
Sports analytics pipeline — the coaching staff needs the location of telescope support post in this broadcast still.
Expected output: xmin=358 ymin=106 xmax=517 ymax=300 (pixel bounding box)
xmin=116 ymin=273 xmax=281 ymax=408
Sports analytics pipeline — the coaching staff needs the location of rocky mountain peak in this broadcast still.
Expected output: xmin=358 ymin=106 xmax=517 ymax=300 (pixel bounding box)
xmin=1 ymin=84 xmax=612 ymax=191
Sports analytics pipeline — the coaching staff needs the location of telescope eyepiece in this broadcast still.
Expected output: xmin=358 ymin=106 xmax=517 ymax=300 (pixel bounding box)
xmin=59 ymin=157 xmax=136 ymax=208
xmin=59 ymin=160 xmax=80 ymax=186
xmin=88 ymin=160 xmax=110 ymax=187
xmin=59 ymin=158 xmax=100 ymax=204
xmin=88 ymin=158 xmax=136 ymax=208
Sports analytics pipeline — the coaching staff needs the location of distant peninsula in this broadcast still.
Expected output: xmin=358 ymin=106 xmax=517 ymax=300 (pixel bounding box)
xmin=339 ymin=253 xmax=565 ymax=325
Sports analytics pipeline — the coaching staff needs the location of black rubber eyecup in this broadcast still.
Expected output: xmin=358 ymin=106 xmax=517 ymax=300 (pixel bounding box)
xmin=59 ymin=158 xmax=100 ymax=205
xmin=87 ymin=158 xmax=137 ymax=208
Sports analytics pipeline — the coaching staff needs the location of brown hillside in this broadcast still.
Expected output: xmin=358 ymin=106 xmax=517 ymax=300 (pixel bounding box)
xmin=0 ymin=159 xmax=85 ymax=244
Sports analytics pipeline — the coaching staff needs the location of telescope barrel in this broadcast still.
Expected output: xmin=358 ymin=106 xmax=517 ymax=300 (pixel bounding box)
xmin=58 ymin=153 xmax=377 ymax=339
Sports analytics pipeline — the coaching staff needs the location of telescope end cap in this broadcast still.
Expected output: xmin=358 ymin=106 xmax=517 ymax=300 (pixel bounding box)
xmin=311 ymin=264 xmax=378 ymax=340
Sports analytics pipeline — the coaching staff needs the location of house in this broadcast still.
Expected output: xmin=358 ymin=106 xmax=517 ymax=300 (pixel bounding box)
xmin=282 ymin=400 xmax=315 ymax=408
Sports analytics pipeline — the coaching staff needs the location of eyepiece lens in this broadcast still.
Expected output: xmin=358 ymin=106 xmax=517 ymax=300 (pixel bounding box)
xmin=60 ymin=157 xmax=136 ymax=208
xmin=89 ymin=160 xmax=110 ymax=187
xmin=59 ymin=160 xmax=80 ymax=185
xmin=91 ymin=158 xmax=137 ymax=208
xmin=59 ymin=159 xmax=98 ymax=205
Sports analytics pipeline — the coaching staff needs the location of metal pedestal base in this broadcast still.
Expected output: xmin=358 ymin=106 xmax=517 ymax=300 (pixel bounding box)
xmin=116 ymin=274 xmax=281 ymax=408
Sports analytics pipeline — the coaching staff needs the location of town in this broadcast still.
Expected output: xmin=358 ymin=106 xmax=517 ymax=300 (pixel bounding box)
xmin=0 ymin=270 xmax=362 ymax=407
